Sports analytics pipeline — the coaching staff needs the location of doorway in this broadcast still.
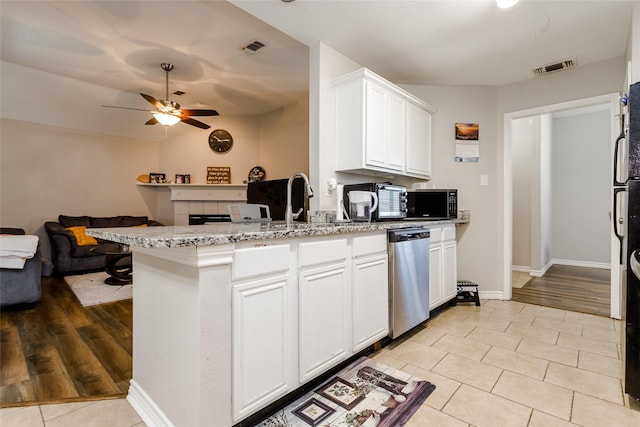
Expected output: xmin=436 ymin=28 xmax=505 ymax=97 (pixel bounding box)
xmin=503 ymin=93 xmax=622 ymax=318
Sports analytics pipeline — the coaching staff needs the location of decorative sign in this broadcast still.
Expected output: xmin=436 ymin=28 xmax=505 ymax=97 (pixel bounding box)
xmin=207 ymin=167 xmax=231 ymax=184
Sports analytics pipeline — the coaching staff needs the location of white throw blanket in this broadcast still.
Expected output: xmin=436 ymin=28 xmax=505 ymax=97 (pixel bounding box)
xmin=0 ymin=235 xmax=39 ymax=269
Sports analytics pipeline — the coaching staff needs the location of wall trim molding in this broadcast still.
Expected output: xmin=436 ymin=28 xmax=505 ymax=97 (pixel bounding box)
xmin=127 ymin=379 xmax=174 ymax=427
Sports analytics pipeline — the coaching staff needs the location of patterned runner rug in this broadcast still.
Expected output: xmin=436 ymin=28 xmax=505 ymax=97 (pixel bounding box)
xmin=64 ymin=272 xmax=132 ymax=306
xmin=258 ymin=356 xmax=435 ymax=427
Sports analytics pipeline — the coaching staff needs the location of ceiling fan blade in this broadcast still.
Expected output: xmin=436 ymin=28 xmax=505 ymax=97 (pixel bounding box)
xmin=181 ymin=117 xmax=211 ymax=129
xmin=102 ymin=105 xmax=153 ymax=112
xmin=140 ymin=93 xmax=163 ymax=109
xmin=145 ymin=117 xmax=158 ymax=126
xmin=181 ymin=109 xmax=219 ymax=117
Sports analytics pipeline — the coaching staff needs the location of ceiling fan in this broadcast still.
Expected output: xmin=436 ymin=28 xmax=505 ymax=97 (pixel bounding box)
xmin=102 ymin=63 xmax=218 ymax=129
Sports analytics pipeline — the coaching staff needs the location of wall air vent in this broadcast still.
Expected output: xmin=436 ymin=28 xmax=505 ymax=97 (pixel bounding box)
xmin=243 ymin=40 xmax=266 ymax=54
xmin=534 ymin=58 xmax=576 ymax=76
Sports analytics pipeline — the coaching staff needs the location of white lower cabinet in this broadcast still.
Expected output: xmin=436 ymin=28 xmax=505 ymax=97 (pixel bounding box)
xmin=352 ymin=234 xmax=389 ymax=352
xmin=298 ymin=261 xmax=350 ymax=383
xmin=429 ymin=225 xmax=457 ymax=310
xmin=232 ymin=232 xmax=391 ymax=422
xmin=232 ymin=273 xmax=295 ymax=422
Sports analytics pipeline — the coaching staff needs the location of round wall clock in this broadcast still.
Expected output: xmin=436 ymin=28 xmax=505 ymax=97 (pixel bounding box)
xmin=208 ymin=129 xmax=233 ymax=153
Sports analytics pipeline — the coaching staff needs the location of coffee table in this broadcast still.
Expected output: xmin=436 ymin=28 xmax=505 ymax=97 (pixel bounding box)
xmin=91 ymin=243 xmax=133 ymax=285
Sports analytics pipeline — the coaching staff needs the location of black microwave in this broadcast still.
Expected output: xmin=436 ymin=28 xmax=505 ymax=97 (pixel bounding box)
xmin=407 ymin=189 xmax=458 ymax=220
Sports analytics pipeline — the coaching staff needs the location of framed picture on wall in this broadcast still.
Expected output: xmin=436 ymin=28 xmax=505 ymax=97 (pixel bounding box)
xmin=149 ymin=173 xmax=166 ymax=184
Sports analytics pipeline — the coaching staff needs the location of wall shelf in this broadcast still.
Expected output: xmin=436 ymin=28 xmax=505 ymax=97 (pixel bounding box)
xmin=136 ymin=182 xmax=247 ymax=201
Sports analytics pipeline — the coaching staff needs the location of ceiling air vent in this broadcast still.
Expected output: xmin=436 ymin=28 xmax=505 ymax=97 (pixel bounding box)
xmin=173 ymin=90 xmax=185 ymax=96
xmin=534 ymin=58 xmax=576 ymax=76
xmin=243 ymin=40 xmax=266 ymax=54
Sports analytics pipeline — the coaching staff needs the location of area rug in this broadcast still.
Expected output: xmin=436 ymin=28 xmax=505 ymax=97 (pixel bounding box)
xmin=258 ymin=356 xmax=435 ymax=427
xmin=64 ymin=272 xmax=132 ymax=307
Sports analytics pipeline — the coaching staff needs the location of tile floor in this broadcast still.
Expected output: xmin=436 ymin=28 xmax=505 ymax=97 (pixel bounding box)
xmin=2 ymin=300 xmax=640 ymax=426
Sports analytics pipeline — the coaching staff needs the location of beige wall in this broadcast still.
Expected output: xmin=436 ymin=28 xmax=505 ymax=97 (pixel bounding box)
xmin=0 ymin=118 xmax=160 ymax=259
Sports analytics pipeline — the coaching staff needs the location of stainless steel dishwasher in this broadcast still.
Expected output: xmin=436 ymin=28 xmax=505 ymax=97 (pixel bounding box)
xmin=388 ymin=228 xmax=430 ymax=338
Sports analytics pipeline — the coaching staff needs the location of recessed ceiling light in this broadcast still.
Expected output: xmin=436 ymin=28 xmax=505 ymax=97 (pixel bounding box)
xmin=497 ymin=0 xmax=520 ymax=8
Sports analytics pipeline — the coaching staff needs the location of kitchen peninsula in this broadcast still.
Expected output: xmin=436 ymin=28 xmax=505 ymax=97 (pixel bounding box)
xmin=88 ymin=220 xmax=465 ymax=427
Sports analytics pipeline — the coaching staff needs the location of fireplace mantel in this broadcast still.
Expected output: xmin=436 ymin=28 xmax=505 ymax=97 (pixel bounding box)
xmin=137 ymin=183 xmax=248 ymax=225
xmin=136 ymin=183 xmax=247 ymax=201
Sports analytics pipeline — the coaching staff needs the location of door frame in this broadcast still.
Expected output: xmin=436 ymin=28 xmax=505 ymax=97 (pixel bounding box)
xmin=502 ymin=92 xmax=621 ymax=318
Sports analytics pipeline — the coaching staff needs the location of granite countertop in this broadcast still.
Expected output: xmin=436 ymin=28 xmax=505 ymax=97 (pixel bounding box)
xmin=86 ymin=219 xmax=467 ymax=249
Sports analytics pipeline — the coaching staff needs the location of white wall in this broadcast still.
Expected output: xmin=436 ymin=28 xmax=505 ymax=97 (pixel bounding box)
xmin=551 ymin=109 xmax=611 ymax=265
xmin=539 ymin=114 xmax=553 ymax=272
xmin=397 ymin=84 xmax=500 ymax=295
xmin=511 ymin=117 xmax=534 ymax=268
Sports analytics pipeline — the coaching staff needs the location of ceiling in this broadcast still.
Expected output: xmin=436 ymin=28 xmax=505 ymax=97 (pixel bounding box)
xmin=1 ymin=0 xmax=635 ymax=139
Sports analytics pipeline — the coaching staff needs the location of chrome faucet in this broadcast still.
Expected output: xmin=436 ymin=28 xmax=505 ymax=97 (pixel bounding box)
xmin=285 ymin=172 xmax=314 ymax=225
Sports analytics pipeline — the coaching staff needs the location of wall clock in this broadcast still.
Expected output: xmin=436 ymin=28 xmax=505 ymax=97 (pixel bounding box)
xmin=208 ymin=129 xmax=233 ymax=153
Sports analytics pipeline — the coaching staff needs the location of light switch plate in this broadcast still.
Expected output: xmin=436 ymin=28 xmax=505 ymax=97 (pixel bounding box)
xmin=480 ymin=175 xmax=488 ymax=186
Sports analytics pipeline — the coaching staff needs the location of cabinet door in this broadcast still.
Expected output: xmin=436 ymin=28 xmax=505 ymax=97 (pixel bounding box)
xmin=232 ymin=274 xmax=294 ymax=421
xmin=429 ymin=242 xmax=443 ymax=310
xmin=365 ymin=82 xmax=388 ymax=169
xmin=298 ymin=262 xmax=349 ymax=383
xmin=352 ymin=254 xmax=389 ymax=351
xmin=386 ymin=91 xmax=406 ymax=171
xmin=406 ymin=102 xmax=432 ymax=178
xmin=443 ymin=239 xmax=458 ymax=302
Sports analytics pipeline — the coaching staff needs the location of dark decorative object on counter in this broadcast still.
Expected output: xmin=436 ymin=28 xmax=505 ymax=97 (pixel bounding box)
xmin=248 ymin=166 xmax=266 ymax=182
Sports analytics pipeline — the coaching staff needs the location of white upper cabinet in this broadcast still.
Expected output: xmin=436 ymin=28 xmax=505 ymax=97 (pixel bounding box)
xmin=334 ymin=68 xmax=436 ymax=179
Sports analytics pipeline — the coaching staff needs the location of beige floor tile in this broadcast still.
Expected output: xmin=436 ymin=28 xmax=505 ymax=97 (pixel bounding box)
xmin=577 ymin=351 xmax=623 ymax=379
xmin=532 ymin=317 xmax=583 ymax=335
xmin=516 ymin=338 xmax=579 ymax=366
xmin=40 ymin=401 xmax=94 ymax=421
xmin=385 ymin=340 xmax=448 ymax=371
xmin=451 ymin=305 xmax=496 ymax=316
xmin=488 ymin=307 xmax=536 ymax=325
xmin=466 ymin=326 xmax=522 ymax=351
xmin=521 ymin=304 xmax=567 ymax=321
xmin=461 ymin=315 xmax=511 ymax=332
xmin=483 ymin=299 xmax=526 ymax=312
xmin=368 ymin=352 xmax=408 ymax=371
xmin=493 ymin=371 xmax=573 ymax=420
xmin=405 ymin=404 xmax=469 ymax=427
xmin=507 ymin=321 xmax=560 ymax=344
xmin=528 ymin=410 xmax=578 ymax=427
xmin=581 ymin=325 xmax=621 ymax=344
xmin=431 ymin=308 xmax=471 ymax=323
xmin=564 ymin=311 xmax=615 ymax=331
xmin=44 ymin=399 xmax=143 ymax=427
xmin=431 ymin=334 xmax=491 ymax=361
xmin=432 ymin=353 xmax=502 ymax=391
xmin=421 ymin=320 xmax=476 ymax=338
xmin=557 ymin=332 xmax=618 ymax=358
xmin=0 ymin=406 xmax=44 ymax=427
xmin=400 ymin=364 xmax=462 ymax=411
xmin=443 ymin=384 xmax=531 ymax=427
xmin=482 ymin=346 xmax=548 ymax=380
xmin=545 ymin=362 xmax=623 ymax=404
xmin=571 ymin=392 xmax=640 ymax=427
xmin=408 ymin=326 xmax=447 ymax=346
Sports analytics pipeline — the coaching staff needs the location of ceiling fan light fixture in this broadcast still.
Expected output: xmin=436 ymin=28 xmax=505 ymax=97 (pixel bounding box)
xmin=496 ymin=0 xmax=520 ymax=8
xmin=153 ymin=112 xmax=181 ymax=126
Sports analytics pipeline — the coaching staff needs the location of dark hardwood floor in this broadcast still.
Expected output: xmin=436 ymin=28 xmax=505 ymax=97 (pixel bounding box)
xmin=511 ymin=265 xmax=610 ymax=317
xmin=0 ymin=276 xmax=132 ymax=407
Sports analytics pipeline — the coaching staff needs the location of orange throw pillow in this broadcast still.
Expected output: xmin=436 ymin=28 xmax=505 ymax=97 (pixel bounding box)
xmin=65 ymin=225 xmax=98 ymax=246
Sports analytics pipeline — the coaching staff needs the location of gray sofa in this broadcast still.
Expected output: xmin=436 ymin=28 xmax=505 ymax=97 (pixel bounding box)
xmin=0 ymin=228 xmax=42 ymax=307
xmin=44 ymin=215 xmax=162 ymax=276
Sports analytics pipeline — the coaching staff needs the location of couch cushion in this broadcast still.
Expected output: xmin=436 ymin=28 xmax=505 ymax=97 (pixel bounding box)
xmin=65 ymin=226 xmax=98 ymax=246
xmin=90 ymin=216 xmax=123 ymax=228
xmin=59 ymin=215 xmax=90 ymax=228
xmin=122 ymin=216 xmax=148 ymax=227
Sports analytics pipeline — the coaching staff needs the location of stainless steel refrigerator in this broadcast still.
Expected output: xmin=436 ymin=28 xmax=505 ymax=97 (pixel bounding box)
xmin=623 ymin=81 xmax=640 ymax=401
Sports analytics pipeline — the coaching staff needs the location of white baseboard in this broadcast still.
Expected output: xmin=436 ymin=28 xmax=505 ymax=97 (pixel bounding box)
xmin=479 ymin=291 xmax=505 ymax=300
xmin=530 ymin=260 xmax=553 ymax=277
xmin=127 ymin=380 xmax=174 ymax=427
xmin=551 ymin=259 xmax=610 ymax=270
xmin=511 ymin=265 xmax=531 ymax=273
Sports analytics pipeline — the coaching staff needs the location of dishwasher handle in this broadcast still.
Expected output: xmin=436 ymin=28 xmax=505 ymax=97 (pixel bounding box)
xmin=388 ymin=229 xmax=430 ymax=242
